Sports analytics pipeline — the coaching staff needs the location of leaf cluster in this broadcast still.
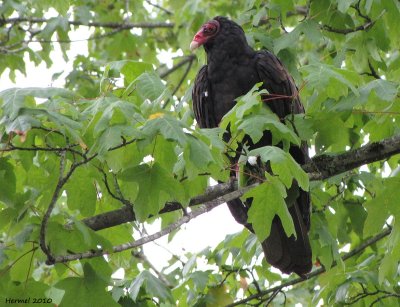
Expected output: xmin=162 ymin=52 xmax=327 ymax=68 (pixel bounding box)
xmin=1 ymin=0 xmax=400 ymax=306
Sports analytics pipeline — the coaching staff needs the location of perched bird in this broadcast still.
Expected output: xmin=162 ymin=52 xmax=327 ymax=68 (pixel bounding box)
xmin=191 ymin=16 xmax=312 ymax=275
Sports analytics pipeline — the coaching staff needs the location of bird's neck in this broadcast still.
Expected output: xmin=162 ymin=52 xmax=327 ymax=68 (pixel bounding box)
xmin=205 ymin=42 xmax=254 ymax=75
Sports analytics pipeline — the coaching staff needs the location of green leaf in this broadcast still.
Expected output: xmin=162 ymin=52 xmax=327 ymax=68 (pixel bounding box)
xmin=65 ymin=167 xmax=97 ymax=216
xmin=364 ymin=177 xmax=400 ymax=237
xmin=185 ymin=134 xmax=213 ymax=169
xmin=182 ymin=255 xmax=197 ymax=276
xmin=14 ymin=224 xmax=34 ymax=248
xmin=128 ymin=271 xmax=173 ymax=302
xmin=104 ymin=60 xmax=153 ymax=86
xmin=274 ymin=27 xmax=301 ymax=54
xmin=0 ymin=87 xmax=77 ymax=120
xmin=313 ymin=114 xmax=350 ymax=152
xmin=56 ymin=263 xmax=119 ymax=307
xmin=92 ymin=99 xmax=138 ymax=136
xmin=379 ymin=223 xmax=400 ymax=284
xmin=46 ymin=222 xmax=86 ymax=255
xmin=132 ymin=71 xmax=166 ymax=101
xmin=311 ymin=214 xmax=341 ymax=269
xmin=4 ymin=112 xmax=41 ymax=133
xmin=245 ymin=177 xmax=295 ymax=242
xmin=142 ymin=115 xmax=187 ymax=145
xmin=0 ymin=158 xmax=16 ymax=206
xmin=9 ymin=244 xmax=35 ymax=282
xmin=189 ymin=271 xmax=210 ymax=292
xmin=274 ymin=20 xmax=322 ymax=54
xmin=361 ymin=79 xmax=398 ymax=102
xmin=247 ymin=146 xmax=309 ymax=190
xmin=337 ymin=0 xmax=357 ymax=13
xmin=104 ymin=143 xmax=143 ymax=173
xmin=206 ymin=285 xmax=234 ymax=306
xmin=301 ymin=63 xmax=360 ymax=99
xmin=238 ymin=113 xmax=300 ymax=146
xmin=120 ymin=163 xmax=184 ymax=221
xmin=1 ymin=279 xmax=50 ymax=303
xmin=90 ymin=125 xmax=140 ymax=156
xmin=152 ymin=136 xmax=178 ymax=173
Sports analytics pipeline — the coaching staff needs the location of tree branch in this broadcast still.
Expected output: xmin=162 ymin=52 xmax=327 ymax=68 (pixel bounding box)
xmin=39 ymin=152 xmax=97 ymax=264
xmin=226 ymin=227 xmax=392 ymax=307
xmin=162 ymin=55 xmax=195 ymax=109
xmin=304 ymin=134 xmax=400 ymax=180
xmin=322 ymin=10 xmax=385 ymax=35
xmin=1 ymin=17 xmax=174 ymax=29
xmin=51 ymin=183 xmax=258 ymax=264
xmin=159 ymin=55 xmax=196 ymax=78
xmin=39 ymin=151 xmax=68 ymax=263
xmin=81 ymin=179 xmax=239 ymax=231
xmin=145 ymin=0 xmax=173 ymax=15
xmin=81 ymin=134 xmax=400 ymax=231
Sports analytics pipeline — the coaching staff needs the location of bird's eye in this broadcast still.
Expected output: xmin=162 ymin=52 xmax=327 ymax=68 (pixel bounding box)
xmin=202 ymin=21 xmax=219 ymax=35
xmin=203 ymin=26 xmax=215 ymax=34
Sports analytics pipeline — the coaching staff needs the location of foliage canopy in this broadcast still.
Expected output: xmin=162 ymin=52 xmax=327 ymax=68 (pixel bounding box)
xmin=1 ymin=0 xmax=400 ymax=306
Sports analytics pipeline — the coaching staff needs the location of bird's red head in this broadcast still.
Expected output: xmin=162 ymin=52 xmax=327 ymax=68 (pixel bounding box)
xmin=190 ymin=19 xmax=220 ymax=51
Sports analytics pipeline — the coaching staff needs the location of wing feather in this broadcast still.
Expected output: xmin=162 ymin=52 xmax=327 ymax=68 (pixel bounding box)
xmin=255 ymin=50 xmax=312 ymax=275
xmin=192 ymin=65 xmax=217 ymax=128
xmin=255 ymin=50 xmax=304 ymax=119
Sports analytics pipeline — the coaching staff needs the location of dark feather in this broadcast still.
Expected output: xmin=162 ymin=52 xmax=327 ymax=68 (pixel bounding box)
xmin=192 ymin=16 xmax=312 ymax=275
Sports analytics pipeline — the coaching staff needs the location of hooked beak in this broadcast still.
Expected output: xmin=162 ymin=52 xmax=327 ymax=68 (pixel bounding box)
xmin=189 ymin=30 xmax=205 ymax=51
xmin=190 ymin=40 xmax=200 ymax=51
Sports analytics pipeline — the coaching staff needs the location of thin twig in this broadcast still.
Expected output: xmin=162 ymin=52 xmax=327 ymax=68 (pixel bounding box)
xmin=322 ymin=10 xmax=385 ymax=34
xmin=163 ymin=54 xmax=195 ymax=109
xmin=225 ymin=227 xmax=392 ymax=306
xmin=145 ymin=0 xmax=173 ymax=15
xmin=39 ymin=151 xmax=67 ymax=262
xmin=133 ymin=249 xmax=174 ymax=288
xmin=39 ymin=152 xmax=97 ymax=264
xmin=24 ymin=242 xmax=37 ymax=289
xmin=370 ymin=293 xmax=400 ymax=306
xmin=159 ymin=55 xmax=196 ymax=78
xmin=97 ymin=166 xmax=132 ymax=207
xmin=0 ymin=246 xmax=39 ymax=278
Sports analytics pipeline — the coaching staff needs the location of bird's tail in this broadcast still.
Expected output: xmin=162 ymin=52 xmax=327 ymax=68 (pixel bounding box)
xmin=261 ymin=202 xmax=312 ymax=276
xmin=227 ymin=198 xmax=312 ymax=276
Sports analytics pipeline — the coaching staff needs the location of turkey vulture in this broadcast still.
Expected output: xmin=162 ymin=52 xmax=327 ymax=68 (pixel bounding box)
xmin=191 ymin=16 xmax=312 ymax=276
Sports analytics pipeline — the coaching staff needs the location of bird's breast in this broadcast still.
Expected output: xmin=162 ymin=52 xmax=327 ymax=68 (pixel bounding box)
xmin=209 ymin=64 xmax=259 ymax=123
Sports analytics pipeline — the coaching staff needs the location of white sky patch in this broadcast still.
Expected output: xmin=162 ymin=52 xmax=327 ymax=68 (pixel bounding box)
xmin=308 ymin=145 xmax=316 ymax=158
xmin=0 ymin=26 xmax=89 ymax=90
xmin=142 ymin=205 xmax=243 ymax=271
xmin=130 ymin=28 xmax=143 ymax=36
xmin=339 ymin=243 xmax=351 ymax=253
xmin=111 ymin=267 xmax=125 ymax=280
xmin=156 ymin=48 xmax=184 ymax=68
xmin=382 ymin=161 xmax=392 ymax=178
xmin=248 ymin=155 xmax=258 ymax=165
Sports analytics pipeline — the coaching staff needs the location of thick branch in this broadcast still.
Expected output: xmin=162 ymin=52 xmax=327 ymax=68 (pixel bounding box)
xmin=82 ymin=179 xmax=239 ymax=230
xmin=305 ymin=134 xmax=400 ymax=180
xmin=226 ymin=227 xmax=392 ymax=307
xmin=1 ymin=17 xmax=174 ymax=29
xmin=82 ymin=134 xmax=400 ymax=231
